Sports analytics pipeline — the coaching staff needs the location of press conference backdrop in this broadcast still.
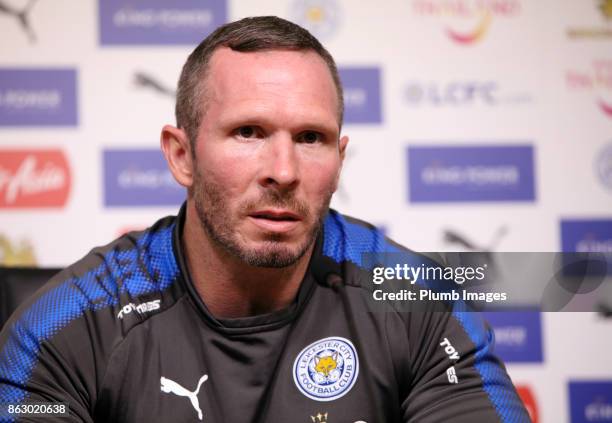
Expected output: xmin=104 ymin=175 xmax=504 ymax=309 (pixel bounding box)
xmin=1 ymin=1 xmax=611 ymax=422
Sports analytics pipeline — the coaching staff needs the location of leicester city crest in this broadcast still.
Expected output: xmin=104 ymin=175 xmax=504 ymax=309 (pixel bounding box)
xmin=293 ymin=336 xmax=359 ymax=401
xmin=290 ymin=0 xmax=342 ymax=41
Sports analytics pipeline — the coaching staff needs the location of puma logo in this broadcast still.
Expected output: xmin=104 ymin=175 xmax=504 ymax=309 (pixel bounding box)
xmin=0 ymin=0 xmax=38 ymax=42
xmin=160 ymin=374 xmax=208 ymax=421
xmin=134 ymin=71 xmax=176 ymax=98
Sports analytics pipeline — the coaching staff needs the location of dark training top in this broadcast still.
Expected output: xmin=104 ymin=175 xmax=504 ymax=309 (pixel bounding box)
xmin=0 ymin=207 xmax=529 ymax=422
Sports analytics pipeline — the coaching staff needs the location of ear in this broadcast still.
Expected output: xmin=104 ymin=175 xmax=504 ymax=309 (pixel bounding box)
xmin=160 ymin=125 xmax=194 ymax=188
xmin=332 ymin=135 xmax=349 ymax=192
xmin=338 ymin=135 xmax=349 ymax=161
xmin=314 ymin=356 xmax=320 ymax=365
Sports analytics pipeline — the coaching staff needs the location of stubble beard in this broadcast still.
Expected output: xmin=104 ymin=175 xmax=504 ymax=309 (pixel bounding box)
xmin=193 ymin=170 xmax=332 ymax=268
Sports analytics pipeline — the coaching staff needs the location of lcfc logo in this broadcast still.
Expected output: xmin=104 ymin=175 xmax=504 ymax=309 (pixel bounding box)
xmin=293 ymin=337 xmax=359 ymax=402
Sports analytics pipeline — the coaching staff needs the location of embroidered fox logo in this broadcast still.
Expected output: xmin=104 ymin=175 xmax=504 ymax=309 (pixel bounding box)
xmin=160 ymin=374 xmax=208 ymax=421
xmin=314 ymin=352 xmax=338 ymax=378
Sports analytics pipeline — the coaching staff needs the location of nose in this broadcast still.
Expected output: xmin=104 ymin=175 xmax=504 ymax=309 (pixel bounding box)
xmin=259 ymin=134 xmax=299 ymax=191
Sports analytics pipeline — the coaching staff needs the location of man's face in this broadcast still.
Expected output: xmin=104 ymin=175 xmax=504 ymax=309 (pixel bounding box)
xmin=191 ymin=48 xmax=347 ymax=268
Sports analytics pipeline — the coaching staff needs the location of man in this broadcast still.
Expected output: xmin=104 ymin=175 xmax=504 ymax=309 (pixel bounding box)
xmin=0 ymin=17 xmax=529 ymax=422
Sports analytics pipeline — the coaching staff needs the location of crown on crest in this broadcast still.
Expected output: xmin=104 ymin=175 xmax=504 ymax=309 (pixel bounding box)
xmin=310 ymin=412 xmax=328 ymax=423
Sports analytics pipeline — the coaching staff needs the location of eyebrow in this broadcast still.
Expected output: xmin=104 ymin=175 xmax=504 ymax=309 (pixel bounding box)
xmin=217 ymin=113 xmax=340 ymax=136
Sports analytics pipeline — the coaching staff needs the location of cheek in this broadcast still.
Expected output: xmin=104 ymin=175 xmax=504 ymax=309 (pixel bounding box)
xmin=303 ymin=158 xmax=341 ymax=194
xmin=197 ymin=146 xmax=255 ymax=194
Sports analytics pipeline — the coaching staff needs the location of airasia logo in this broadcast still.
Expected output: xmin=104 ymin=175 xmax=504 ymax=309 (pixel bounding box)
xmin=516 ymin=385 xmax=538 ymax=423
xmin=0 ymin=150 xmax=71 ymax=208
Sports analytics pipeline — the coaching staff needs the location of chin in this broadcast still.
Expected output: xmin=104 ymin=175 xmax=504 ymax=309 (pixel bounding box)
xmin=239 ymin=239 xmax=312 ymax=268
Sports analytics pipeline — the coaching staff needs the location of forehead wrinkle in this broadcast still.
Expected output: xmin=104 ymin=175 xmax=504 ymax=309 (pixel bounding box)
xmin=203 ymin=48 xmax=340 ymax=129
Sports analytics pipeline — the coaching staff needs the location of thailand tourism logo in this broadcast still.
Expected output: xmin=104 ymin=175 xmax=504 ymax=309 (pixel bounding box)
xmin=410 ymin=0 xmax=521 ymax=45
xmin=566 ymin=59 xmax=612 ymax=119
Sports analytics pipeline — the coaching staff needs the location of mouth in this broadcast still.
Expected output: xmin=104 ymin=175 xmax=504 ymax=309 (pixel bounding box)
xmin=248 ymin=209 xmax=302 ymax=233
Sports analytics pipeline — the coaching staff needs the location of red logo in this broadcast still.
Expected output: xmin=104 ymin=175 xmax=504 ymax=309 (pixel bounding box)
xmin=566 ymin=59 xmax=612 ymax=119
xmin=411 ymin=0 xmax=521 ymax=45
xmin=516 ymin=385 xmax=538 ymax=423
xmin=0 ymin=149 xmax=71 ymax=208
xmin=599 ymin=98 xmax=612 ymax=117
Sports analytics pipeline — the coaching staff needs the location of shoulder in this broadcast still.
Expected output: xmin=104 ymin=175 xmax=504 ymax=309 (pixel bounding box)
xmin=0 ymin=213 xmax=183 ymax=377
xmin=321 ymin=209 xmax=403 ymax=263
xmin=18 ymin=213 xmax=179 ymax=323
xmin=321 ymin=209 xmax=440 ymax=280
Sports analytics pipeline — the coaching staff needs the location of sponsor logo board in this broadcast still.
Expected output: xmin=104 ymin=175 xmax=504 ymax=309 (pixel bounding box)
xmin=339 ymin=68 xmax=382 ymax=124
xmin=569 ymin=381 xmax=612 ymax=423
xmin=103 ymin=149 xmax=183 ymax=206
xmin=0 ymin=69 xmax=77 ymax=126
xmin=0 ymin=149 xmax=71 ymax=208
xmin=99 ymin=0 xmax=227 ymax=45
xmin=482 ymin=311 xmax=543 ymax=363
xmin=410 ymin=0 xmax=522 ymax=45
xmin=407 ymin=145 xmax=535 ymax=202
xmin=404 ymin=80 xmax=531 ymax=107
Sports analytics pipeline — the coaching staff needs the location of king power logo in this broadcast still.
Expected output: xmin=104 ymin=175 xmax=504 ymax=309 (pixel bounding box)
xmin=570 ymin=381 xmax=612 ymax=423
xmin=482 ymin=311 xmax=543 ymax=363
xmin=0 ymin=68 xmax=78 ymax=126
xmin=0 ymin=149 xmax=71 ymax=208
xmin=99 ymin=0 xmax=227 ymax=45
xmin=407 ymin=145 xmax=535 ymax=203
xmin=410 ymin=0 xmax=521 ymax=45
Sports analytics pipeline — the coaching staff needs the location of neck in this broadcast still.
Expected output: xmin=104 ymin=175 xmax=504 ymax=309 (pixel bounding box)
xmin=182 ymin=202 xmax=313 ymax=319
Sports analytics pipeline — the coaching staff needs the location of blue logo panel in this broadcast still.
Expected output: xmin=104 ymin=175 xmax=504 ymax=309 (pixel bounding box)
xmin=0 ymin=69 xmax=77 ymax=126
xmin=339 ymin=67 xmax=382 ymax=124
xmin=482 ymin=311 xmax=543 ymax=363
xmin=99 ymin=0 xmax=227 ymax=45
xmin=103 ymin=149 xmax=184 ymax=206
xmin=407 ymin=145 xmax=536 ymax=202
xmin=569 ymin=381 xmax=612 ymax=423
xmin=561 ymin=220 xmax=612 ymax=253
xmin=561 ymin=219 xmax=612 ymax=275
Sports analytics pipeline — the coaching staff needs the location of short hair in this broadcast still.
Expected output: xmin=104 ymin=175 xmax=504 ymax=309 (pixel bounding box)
xmin=175 ymin=16 xmax=344 ymax=148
